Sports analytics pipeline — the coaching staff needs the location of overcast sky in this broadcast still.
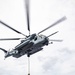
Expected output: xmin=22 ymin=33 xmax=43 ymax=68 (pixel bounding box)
xmin=0 ymin=0 xmax=75 ymax=75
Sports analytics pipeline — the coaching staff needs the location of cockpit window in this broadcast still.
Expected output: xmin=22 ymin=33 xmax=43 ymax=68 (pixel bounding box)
xmin=30 ymin=34 xmax=36 ymax=40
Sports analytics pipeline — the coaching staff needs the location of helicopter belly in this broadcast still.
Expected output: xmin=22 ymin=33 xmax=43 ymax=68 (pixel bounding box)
xmin=29 ymin=47 xmax=43 ymax=56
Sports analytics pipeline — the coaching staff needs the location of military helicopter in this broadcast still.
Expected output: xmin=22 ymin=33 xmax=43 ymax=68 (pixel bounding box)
xmin=0 ymin=0 xmax=66 ymax=59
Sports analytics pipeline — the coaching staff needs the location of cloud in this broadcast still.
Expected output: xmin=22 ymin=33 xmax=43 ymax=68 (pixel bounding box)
xmin=0 ymin=0 xmax=75 ymax=75
xmin=0 ymin=67 xmax=26 ymax=75
xmin=42 ymin=57 xmax=58 ymax=71
xmin=41 ymin=48 xmax=75 ymax=75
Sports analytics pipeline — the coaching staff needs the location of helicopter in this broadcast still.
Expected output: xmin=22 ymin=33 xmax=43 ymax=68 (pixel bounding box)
xmin=0 ymin=0 xmax=66 ymax=59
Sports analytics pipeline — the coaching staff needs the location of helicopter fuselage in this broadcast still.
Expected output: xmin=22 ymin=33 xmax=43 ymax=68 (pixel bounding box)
xmin=5 ymin=34 xmax=49 ymax=58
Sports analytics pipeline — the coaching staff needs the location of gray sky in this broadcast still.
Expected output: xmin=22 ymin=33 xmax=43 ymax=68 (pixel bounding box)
xmin=0 ymin=0 xmax=75 ymax=75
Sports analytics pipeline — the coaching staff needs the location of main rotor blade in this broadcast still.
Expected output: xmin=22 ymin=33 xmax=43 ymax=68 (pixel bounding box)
xmin=47 ymin=31 xmax=59 ymax=37
xmin=0 ymin=21 xmax=27 ymax=37
xmin=25 ymin=0 xmax=30 ymax=34
xmin=0 ymin=38 xmax=25 ymax=41
xmin=49 ymin=39 xmax=63 ymax=42
xmin=38 ymin=16 xmax=67 ymax=34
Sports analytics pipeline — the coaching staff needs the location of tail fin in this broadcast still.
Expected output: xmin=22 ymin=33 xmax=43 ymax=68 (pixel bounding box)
xmin=0 ymin=48 xmax=7 ymax=53
xmin=0 ymin=48 xmax=8 ymax=59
